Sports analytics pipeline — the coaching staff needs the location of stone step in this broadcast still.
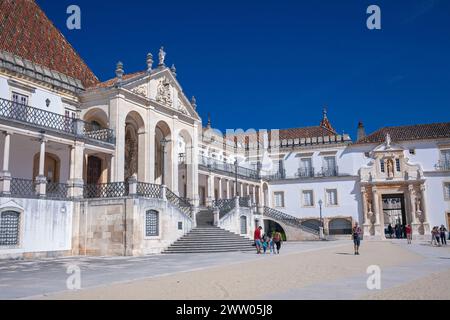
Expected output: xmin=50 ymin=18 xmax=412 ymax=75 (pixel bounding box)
xmin=165 ymin=248 xmax=255 ymax=254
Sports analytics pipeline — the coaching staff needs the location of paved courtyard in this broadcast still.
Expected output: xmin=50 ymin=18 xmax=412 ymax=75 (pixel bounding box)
xmin=1 ymin=240 xmax=449 ymax=300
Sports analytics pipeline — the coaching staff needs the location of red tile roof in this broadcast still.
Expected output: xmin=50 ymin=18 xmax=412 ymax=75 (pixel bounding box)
xmin=356 ymin=122 xmax=450 ymax=144
xmin=88 ymin=71 xmax=146 ymax=89
xmin=216 ymin=126 xmax=339 ymax=145
xmin=0 ymin=0 xmax=99 ymax=88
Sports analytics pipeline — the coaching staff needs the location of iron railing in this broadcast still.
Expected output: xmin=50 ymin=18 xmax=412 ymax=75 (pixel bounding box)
xmin=0 ymin=98 xmax=114 ymax=144
xmin=199 ymin=155 xmax=260 ymax=180
xmin=319 ymin=166 xmax=339 ymax=177
xmin=436 ymin=160 xmax=450 ymax=171
xmin=212 ymin=198 xmax=236 ymax=217
xmin=84 ymin=182 xmax=129 ymax=198
xmin=297 ymin=168 xmax=315 ymax=178
xmin=46 ymin=182 xmax=69 ymax=199
xmin=165 ymin=188 xmax=193 ymax=218
xmin=265 ymin=169 xmax=286 ymax=181
xmin=263 ymin=206 xmax=319 ymax=235
xmin=239 ymin=196 xmax=251 ymax=208
xmin=9 ymin=178 xmax=37 ymax=198
xmin=136 ymin=182 xmax=162 ymax=198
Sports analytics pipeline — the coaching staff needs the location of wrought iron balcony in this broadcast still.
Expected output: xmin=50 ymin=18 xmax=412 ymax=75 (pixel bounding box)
xmin=435 ymin=160 xmax=450 ymax=171
xmin=296 ymin=167 xmax=315 ymax=178
xmin=265 ymin=169 xmax=286 ymax=181
xmin=0 ymin=98 xmax=115 ymax=144
xmin=198 ymin=155 xmax=260 ymax=180
xmin=319 ymin=166 xmax=339 ymax=177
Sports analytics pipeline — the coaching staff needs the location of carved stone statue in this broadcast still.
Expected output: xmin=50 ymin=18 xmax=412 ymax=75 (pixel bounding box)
xmin=368 ymin=201 xmax=373 ymax=214
xmin=386 ymin=159 xmax=394 ymax=177
xmin=385 ymin=133 xmax=392 ymax=148
xmin=416 ymin=197 xmax=422 ymax=212
xmin=158 ymin=46 xmax=166 ymax=66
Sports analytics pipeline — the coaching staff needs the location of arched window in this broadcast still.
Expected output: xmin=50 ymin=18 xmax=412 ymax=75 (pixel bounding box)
xmin=145 ymin=210 xmax=159 ymax=237
xmin=329 ymin=218 xmax=352 ymax=235
xmin=240 ymin=216 xmax=247 ymax=235
xmin=0 ymin=211 xmax=20 ymax=246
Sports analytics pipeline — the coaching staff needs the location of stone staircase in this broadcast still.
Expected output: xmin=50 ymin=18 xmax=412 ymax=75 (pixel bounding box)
xmin=164 ymin=207 xmax=255 ymax=254
xmin=164 ymin=226 xmax=255 ymax=254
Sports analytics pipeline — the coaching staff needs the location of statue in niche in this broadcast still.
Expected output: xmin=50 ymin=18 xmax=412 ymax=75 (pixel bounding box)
xmin=416 ymin=197 xmax=422 ymax=212
xmin=368 ymin=201 xmax=373 ymax=214
xmin=125 ymin=127 xmax=138 ymax=179
xmin=386 ymin=158 xmax=394 ymax=178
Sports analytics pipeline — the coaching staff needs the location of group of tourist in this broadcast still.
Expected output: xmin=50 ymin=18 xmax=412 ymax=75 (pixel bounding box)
xmin=431 ymin=225 xmax=448 ymax=246
xmin=387 ymin=223 xmax=409 ymax=239
xmin=253 ymin=226 xmax=283 ymax=254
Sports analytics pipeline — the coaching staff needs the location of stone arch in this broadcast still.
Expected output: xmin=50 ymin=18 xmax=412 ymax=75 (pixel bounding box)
xmin=263 ymin=218 xmax=287 ymax=241
xmin=176 ymin=129 xmax=194 ymax=199
xmin=155 ymin=120 xmax=173 ymax=188
xmin=33 ymin=152 xmax=61 ymax=183
xmin=329 ymin=218 xmax=352 ymax=235
xmin=83 ymin=108 xmax=109 ymax=128
xmin=124 ymin=111 xmax=145 ymax=181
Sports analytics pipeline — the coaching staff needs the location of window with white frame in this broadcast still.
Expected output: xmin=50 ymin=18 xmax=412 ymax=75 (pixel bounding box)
xmin=326 ymin=189 xmax=338 ymax=206
xmin=273 ymin=191 xmax=285 ymax=208
xmin=299 ymin=158 xmax=312 ymax=176
xmin=445 ymin=183 xmax=450 ymax=201
xmin=12 ymin=92 xmax=28 ymax=105
xmin=442 ymin=150 xmax=450 ymax=163
xmin=145 ymin=210 xmax=159 ymax=236
xmin=302 ymin=190 xmax=314 ymax=207
xmin=0 ymin=211 xmax=20 ymax=246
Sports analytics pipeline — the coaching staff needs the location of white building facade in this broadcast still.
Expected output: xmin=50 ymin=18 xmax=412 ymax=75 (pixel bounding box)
xmin=0 ymin=0 xmax=449 ymax=259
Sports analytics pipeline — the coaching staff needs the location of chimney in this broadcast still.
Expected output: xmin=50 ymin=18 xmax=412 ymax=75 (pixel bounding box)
xmin=357 ymin=121 xmax=366 ymax=141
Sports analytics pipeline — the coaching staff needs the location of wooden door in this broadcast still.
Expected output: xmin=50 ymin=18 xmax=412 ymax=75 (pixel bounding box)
xmin=87 ymin=156 xmax=102 ymax=184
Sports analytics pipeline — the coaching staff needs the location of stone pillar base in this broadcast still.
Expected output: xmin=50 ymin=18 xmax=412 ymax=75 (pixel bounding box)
xmin=373 ymin=223 xmax=385 ymax=239
xmin=68 ymin=178 xmax=84 ymax=198
xmin=35 ymin=175 xmax=47 ymax=197
xmin=213 ymin=208 xmax=220 ymax=227
xmin=0 ymin=171 xmax=12 ymax=194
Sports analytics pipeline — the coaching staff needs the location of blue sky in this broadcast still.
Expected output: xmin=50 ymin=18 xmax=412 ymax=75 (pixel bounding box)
xmin=37 ymin=0 xmax=450 ymax=138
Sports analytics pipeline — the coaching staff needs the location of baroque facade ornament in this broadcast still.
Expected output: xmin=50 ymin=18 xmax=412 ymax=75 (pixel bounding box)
xmin=156 ymin=77 xmax=172 ymax=106
xmin=159 ymin=47 xmax=166 ymax=66
xmin=131 ymin=84 xmax=148 ymax=97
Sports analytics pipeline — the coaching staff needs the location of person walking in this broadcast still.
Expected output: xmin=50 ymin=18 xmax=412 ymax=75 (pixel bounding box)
xmin=254 ymin=226 xmax=263 ymax=254
xmin=352 ymin=222 xmax=362 ymax=255
xmin=431 ymin=227 xmax=438 ymax=246
xmin=387 ymin=224 xmax=393 ymax=239
xmin=440 ymin=225 xmax=447 ymax=246
xmin=262 ymin=234 xmax=269 ymax=254
xmin=273 ymin=231 xmax=282 ymax=254
xmin=405 ymin=224 xmax=412 ymax=244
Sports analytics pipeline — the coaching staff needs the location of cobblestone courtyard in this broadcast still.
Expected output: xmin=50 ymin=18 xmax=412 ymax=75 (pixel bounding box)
xmin=1 ymin=240 xmax=449 ymax=300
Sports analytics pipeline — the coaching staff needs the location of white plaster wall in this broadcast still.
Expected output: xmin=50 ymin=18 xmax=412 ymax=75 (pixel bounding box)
xmin=219 ymin=207 xmax=254 ymax=239
xmin=268 ymin=178 xmax=360 ymax=221
xmin=0 ymin=198 xmax=73 ymax=259
xmin=423 ymin=174 xmax=450 ymax=228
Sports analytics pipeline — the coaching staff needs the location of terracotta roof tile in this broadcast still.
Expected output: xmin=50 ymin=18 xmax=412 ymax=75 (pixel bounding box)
xmin=357 ymin=122 xmax=450 ymax=144
xmin=88 ymin=71 xmax=146 ymax=89
xmin=0 ymin=0 xmax=98 ymax=88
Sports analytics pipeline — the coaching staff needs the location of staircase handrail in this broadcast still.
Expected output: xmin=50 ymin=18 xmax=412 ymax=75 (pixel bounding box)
xmin=263 ymin=206 xmax=319 ymax=235
xmin=165 ymin=187 xmax=193 ymax=219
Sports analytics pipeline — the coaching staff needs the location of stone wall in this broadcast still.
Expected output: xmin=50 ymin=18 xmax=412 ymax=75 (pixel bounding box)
xmin=0 ymin=197 xmax=73 ymax=259
xmin=75 ymin=197 xmax=193 ymax=256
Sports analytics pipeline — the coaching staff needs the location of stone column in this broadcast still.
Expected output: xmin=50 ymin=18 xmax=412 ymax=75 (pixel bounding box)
xmin=361 ymin=187 xmax=371 ymax=237
xmin=240 ymin=182 xmax=244 ymax=197
xmin=225 ymin=179 xmax=230 ymax=199
xmin=68 ymin=142 xmax=85 ymax=198
xmin=252 ymin=185 xmax=256 ymax=204
xmin=218 ymin=177 xmax=222 ymax=199
xmin=206 ymin=174 xmax=214 ymax=207
xmin=0 ymin=131 xmax=12 ymax=194
xmin=36 ymin=138 xmax=47 ymax=197
xmin=372 ymin=187 xmax=383 ymax=238
xmin=419 ymin=184 xmax=431 ymax=235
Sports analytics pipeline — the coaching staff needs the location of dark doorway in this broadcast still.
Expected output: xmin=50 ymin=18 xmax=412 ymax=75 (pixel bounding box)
xmin=87 ymin=156 xmax=102 ymax=184
xmin=382 ymin=194 xmax=407 ymax=238
xmin=264 ymin=220 xmax=287 ymax=241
